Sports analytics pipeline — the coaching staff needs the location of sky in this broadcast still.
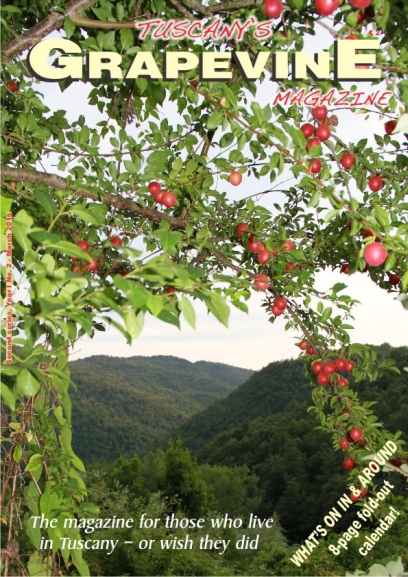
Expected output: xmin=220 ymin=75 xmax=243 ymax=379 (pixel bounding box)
xmin=27 ymin=23 xmax=407 ymax=370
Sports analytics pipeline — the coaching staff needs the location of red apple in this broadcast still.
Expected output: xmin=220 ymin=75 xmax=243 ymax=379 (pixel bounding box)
xmin=315 ymin=0 xmax=339 ymax=15
xmin=248 ymin=236 xmax=265 ymax=253
xmin=343 ymin=457 xmax=355 ymax=470
xmin=258 ymin=250 xmax=272 ymax=264
xmin=349 ymin=0 xmax=372 ymax=8
xmin=388 ymin=273 xmax=400 ymax=286
xmin=345 ymin=361 xmax=354 ymax=372
xmin=338 ymin=377 xmax=349 ymax=387
xmin=364 ymin=242 xmax=388 ymax=267
xmin=254 ymin=274 xmax=269 ymax=291
xmin=148 ymin=181 xmax=161 ymax=195
xmin=229 ymin=171 xmax=243 ymax=186
xmin=236 ymin=223 xmax=250 ymax=238
xmin=312 ymin=105 xmax=328 ymax=121
xmin=110 ymin=236 xmax=123 ymax=247
xmin=357 ymin=9 xmax=365 ymax=23
xmin=263 ymin=0 xmax=283 ymax=18
xmin=346 ymin=34 xmax=359 ymax=39
xmin=335 ymin=358 xmax=347 ymax=371
xmin=166 ymin=286 xmax=175 ymax=294
xmin=323 ymin=361 xmax=336 ymax=375
xmin=368 ymin=175 xmax=383 ymax=192
xmin=316 ymin=125 xmax=331 ymax=141
xmin=161 ymin=192 xmax=177 ymax=208
xmin=299 ymin=340 xmax=308 ymax=350
xmin=341 ymin=153 xmax=355 ymax=169
xmin=384 ymin=120 xmax=397 ymax=135
xmin=310 ymin=159 xmax=322 ymax=174
xmin=301 ymin=123 xmax=315 ymax=138
xmin=360 ymin=487 xmax=368 ymax=496
xmin=306 ymin=346 xmax=315 ymax=355
xmin=86 ymin=258 xmax=98 ymax=272
xmin=317 ymin=372 xmax=329 ymax=385
xmin=341 ymin=264 xmax=349 ymax=274
xmin=350 ymin=493 xmax=360 ymax=502
xmin=282 ymin=240 xmax=295 ymax=252
xmin=271 ymin=304 xmax=284 ymax=316
xmin=339 ymin=438 xmax=349 ymax=449
xmin=349 ymin=428 xmax=363 ymax=442
xmin=275 ymin=296 xmax=287 ymax=310
xmin=77 ymin=240 xmax=89 ymax=252
xmin=7 ymin=80 xmax=18 ymax=92
xmin=72 ymin=265 xmax=80 ymax=273
xmin=312 ymin=361 xmax=323 ymax=374
xmin=307 ymin=137 xmax=321 ymax=150
xmin=285 ymin=262 xmax=296 ymax=271
xmin=154 ymin=191 xmax=164 ymax=203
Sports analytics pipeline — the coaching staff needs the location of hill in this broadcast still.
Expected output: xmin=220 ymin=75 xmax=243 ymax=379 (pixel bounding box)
xmin=164 ymin=357 xmax=312 ymax=453
xmin=69 ymin=355 xmax=253 ymax=462
xmin=167 ymin=344 xmax=408 ymax=455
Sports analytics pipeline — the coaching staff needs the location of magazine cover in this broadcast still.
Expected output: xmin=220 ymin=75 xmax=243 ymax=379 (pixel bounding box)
xmin=1 ymin=0 xmax=408 ymax=575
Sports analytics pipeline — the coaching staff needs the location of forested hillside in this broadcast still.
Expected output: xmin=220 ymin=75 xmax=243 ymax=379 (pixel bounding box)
xmin=166 ymin=358 xmax=312 ymax=453
xmin=69 ymin=355 xmax=252 ymax=461
xmin=171 ymin=344 xmax=408 ymax=455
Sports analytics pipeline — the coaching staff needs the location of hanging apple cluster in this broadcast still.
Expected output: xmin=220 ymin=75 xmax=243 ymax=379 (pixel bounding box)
xmin=71 ymin=237 xmax=123 ymax=274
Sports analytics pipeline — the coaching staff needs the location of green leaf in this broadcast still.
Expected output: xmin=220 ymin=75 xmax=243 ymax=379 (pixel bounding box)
xmin=147 ymin=150 xmax=171 ymax=171
xmin=308 ymin=190 xmax=320 ymax=208
xmin=207 ymin=111 xmax=223 ymax=130
xmin=206 ymin=292 xmax=229 ymax=327
xmin=13 ymin=211 xmax=34 ymax=252
xmin=70 ymin=204 xmax=103 ymax=225
xmin=63 ymin=17 xmax=76 ymax=38
xmin=1 ymin=382 xmax=16 ymax=410
xmin=13 ymin=443 xmax=22 ymax=462
xmin=123 ymin=308 xmax=144 ymax=339
xmin=157 ymin=229 xmax=183 ymax=253
xmin=149 ymin=82 xmax=166 ymax=105
xmin=71 ymin=547 xmax=90 ymax=577
xmin=321 ymin=307 xmax=332 ymax=322
xmin=373 ymin=204 xmax=390 ymax=228
xmin=222 ymin=84 xmax=237 ymax=109
xmin=325 ymin=209 xmax=340 ymax=222
xmin=26 ymin=454 xmax=43 ymax=472
xmin=124 ymin=159 xmax=138 ymax=173
xmin=28 ymin=552 xmax=53 ymax=577
xmin=17 ymin=369 xmax=40 ymax=397
xmin=179 ymin=295 xmax=196 ymax=329
xmin=120 ymin=28 xmax=134 ymax=50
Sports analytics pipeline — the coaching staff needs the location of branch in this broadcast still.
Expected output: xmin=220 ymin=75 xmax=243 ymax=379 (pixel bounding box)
xmin=2 ymin=0 xmax=98 ymax=62
xmin=0 ymin=165 xmax=186 ymax=230
xmin=168 ymin=0 xmax=195 ymax=18
xmin=207 ymin=0 xmax=262 ymax=12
